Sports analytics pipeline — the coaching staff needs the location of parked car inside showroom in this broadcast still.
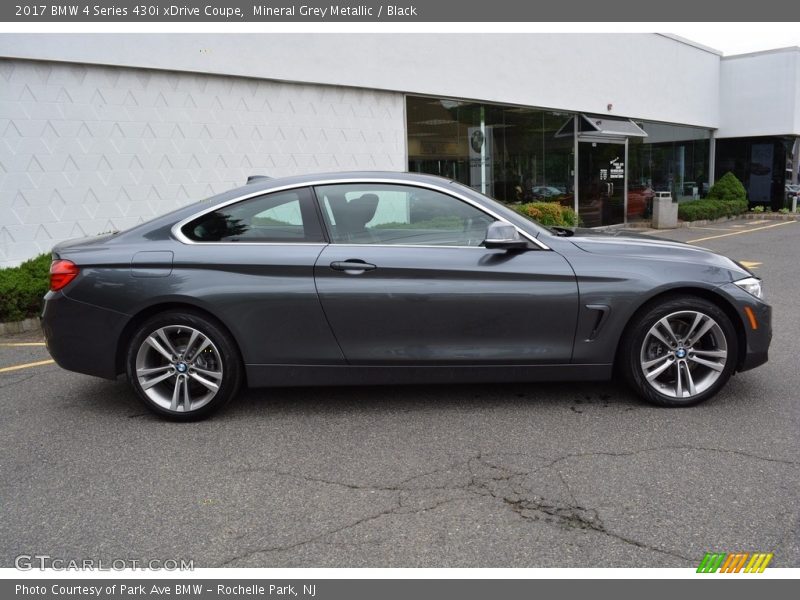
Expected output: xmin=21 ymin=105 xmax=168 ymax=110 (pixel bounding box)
xmin=42 ymin=172 xmax=771 ymax=420
xmin=531 ymin=185 xmax=566 ymax=199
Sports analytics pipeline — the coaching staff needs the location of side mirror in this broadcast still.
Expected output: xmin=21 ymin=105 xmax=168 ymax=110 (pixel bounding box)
xmin=483 ymin=222 xmax=529 ymax=250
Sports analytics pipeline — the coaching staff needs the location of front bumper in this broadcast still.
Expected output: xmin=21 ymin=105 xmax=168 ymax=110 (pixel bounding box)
xmin=41 ymin=291 xmax=129 ymax=380
xmin=718 ymin=282 xmax=772 ymax=373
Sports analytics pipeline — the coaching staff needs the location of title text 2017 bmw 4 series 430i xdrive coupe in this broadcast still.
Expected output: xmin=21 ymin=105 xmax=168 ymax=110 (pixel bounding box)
xmin=41 ymin=172 xmax=772 ymax=420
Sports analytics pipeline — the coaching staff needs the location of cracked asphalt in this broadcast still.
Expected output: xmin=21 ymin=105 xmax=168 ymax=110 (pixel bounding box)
xmin=1 ymin=217 xmax=798 ymax=568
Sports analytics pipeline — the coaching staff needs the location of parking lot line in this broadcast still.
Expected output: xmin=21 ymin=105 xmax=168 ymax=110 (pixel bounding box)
xmin=687 ymin=220 xmax=795 ymax=244
xmin=0 ymin=342 xmax=47 ymax=347
xmin=739 ymin=261 xmax=762 ymax=270
xmin=684 ymin=226 xmax=735 ymax=232
xmin=0 ymin=359 xmax=55 ymax=373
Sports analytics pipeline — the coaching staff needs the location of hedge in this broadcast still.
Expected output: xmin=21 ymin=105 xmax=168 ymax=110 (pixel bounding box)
xmin=678 ymin=199 xmax=749 ymax=222
xmin=0 ymin=253 xmax=51 ymax=322
xmin=515 ymin=201 xmax=577 ymax=227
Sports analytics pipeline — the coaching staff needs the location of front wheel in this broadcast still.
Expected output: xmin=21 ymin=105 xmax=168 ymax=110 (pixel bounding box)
xmin=620 ymin=297 xmax=738 ymax=407
xmin=126 ymin=311 xmax=243 ymax=420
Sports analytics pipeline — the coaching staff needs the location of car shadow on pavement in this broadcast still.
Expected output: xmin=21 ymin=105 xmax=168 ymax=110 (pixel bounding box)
xmin=226 ymin=380 xmax=648 ymax=419
xmin=66 ymin=370 xmax=762 ymax=421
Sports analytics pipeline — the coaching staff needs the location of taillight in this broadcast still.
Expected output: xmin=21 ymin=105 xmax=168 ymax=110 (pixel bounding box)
xmin=50 ymin=259 xmax=79 ymax=291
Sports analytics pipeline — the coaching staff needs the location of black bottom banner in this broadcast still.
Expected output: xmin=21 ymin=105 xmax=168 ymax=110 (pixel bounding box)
xmin=3 ymin=579 xmax=796 ymax=600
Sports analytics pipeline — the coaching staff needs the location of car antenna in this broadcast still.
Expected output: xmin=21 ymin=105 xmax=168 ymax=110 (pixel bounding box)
xmin=246 ymin=175 xmax=272 ymax=184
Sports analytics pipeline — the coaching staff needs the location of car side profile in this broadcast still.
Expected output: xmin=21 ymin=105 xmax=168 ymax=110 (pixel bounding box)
xmin=41 ymin=172 xmax=772 ymax=420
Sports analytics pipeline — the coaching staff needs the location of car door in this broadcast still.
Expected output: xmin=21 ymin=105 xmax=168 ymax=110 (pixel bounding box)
xmin=312 ymin=182 xmax=579 ymax=365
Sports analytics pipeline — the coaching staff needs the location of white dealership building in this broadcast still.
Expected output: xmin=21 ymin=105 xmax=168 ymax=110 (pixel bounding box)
xmin=1 ymin=33 xmax=799 ymax=266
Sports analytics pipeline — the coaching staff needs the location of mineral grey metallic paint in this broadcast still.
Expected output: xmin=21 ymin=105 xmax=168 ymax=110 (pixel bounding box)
xmin=41 ymin=171 xmax=772 ymax=390
xmin=315 ymin=244 xmax=578 ymax=364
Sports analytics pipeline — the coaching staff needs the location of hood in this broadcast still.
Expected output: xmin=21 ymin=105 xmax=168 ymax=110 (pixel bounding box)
xmin=555 ymin=226 xmax=666 ymax=241
xmin=568 ymin=231 xmax=752 ymax=279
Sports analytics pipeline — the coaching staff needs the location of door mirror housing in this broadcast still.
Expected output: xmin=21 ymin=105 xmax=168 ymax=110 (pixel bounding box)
xmin=483 ymin=222 xmax=529 ymax=250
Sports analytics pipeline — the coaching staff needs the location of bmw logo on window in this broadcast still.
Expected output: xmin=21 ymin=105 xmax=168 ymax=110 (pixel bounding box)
xmin=470 ymin=130 xmax=485 ymax=153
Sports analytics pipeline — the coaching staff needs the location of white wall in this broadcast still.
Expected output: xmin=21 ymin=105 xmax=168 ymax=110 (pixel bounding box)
xmin=0 ymin=59 xmax=404 ymax=267
xmin=718 ymin=47 xmax=800 ymax=138
xmin=0 ymin=33 xmax=722 ymax=128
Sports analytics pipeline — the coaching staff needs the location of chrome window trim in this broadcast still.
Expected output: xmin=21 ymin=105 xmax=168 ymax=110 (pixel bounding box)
xmin=170 ymin=242 xmax=329 ymax=247
xmin=171 ymin=178 xmax=550 ymax=251
xmin=325 ymin=244 xmax=491 ymax=250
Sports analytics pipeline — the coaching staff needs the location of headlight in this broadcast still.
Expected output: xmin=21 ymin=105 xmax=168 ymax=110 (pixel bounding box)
xmin=734 ymin=276 xmax=763 ymax=299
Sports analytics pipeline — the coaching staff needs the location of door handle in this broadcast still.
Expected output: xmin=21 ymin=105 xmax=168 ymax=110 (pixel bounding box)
xmin=330 ymin=260 xmax=377 ymax=273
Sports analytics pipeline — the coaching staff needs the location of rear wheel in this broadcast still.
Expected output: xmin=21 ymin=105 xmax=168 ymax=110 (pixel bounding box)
xmin=126 ymin=311 xmax=242 ymax=420
xmin=621 ymin=296 xmax=737 ymax=407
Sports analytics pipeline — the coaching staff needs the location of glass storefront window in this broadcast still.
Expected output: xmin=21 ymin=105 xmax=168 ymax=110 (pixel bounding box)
xmin=715 ymin=136 xmax=793 ymax=210
xmin=406 ymin=96 xmax=574 ymax=207
xmin=407 ymin=96 xmax=712 ymax=226
xmin=627 ymin=123 xmax=710 ymax=221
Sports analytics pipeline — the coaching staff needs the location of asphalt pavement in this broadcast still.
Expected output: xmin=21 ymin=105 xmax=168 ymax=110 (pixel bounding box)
xmin=1 ymin=217 xmax=798 ymax=568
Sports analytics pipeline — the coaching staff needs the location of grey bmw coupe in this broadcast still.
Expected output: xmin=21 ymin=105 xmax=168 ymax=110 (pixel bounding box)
xmin=42 ymin=172 xmax=771 ymax=420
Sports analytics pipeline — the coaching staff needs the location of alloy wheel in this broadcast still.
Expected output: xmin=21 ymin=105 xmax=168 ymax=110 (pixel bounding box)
xmin=639 ymin=310 xmax=728 ymax=399
xmin=134 ymin=325 xmax=224 ymax=413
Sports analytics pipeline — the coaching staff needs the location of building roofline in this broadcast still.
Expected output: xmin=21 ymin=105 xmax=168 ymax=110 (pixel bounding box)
xmin=722 ymin=46 xmax=800 ymax=60
xmin=656 ymin=34 xmax=723 ymax=56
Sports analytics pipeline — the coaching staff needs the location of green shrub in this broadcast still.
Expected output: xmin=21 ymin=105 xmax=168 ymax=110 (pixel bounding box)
xmin=515 ymin=202 xmax=577 ymax=227
xmin=0 ymin=253 xmax=51 ymax=322
xmin=678 ymin=199 xmax=748 ymax=222
xmin=708 ymin=172 xmax=747 ymax=202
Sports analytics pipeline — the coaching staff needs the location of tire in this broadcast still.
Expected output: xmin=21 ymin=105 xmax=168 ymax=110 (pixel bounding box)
xmin=126 ymin=310 xmax=243 ymax=420
xmin=620 ymin=296 xmax=737 ymax=407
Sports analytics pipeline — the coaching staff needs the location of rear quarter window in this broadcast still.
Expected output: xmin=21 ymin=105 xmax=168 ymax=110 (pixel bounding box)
xmin=182 ymin=187 xmax=324 ymax=243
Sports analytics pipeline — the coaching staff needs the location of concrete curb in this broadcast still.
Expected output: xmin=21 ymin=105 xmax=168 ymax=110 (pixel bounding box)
xmin=674 ymin=215 xmax=749 ymax=228
xmin=741 ymin=212 xmax=799 ymax=221
xmin=626 ymin=212 xmax=798 ymax=229
xmin=0 ymin=317 xmax=41 ymax=336
xmin=676 ymin=213 xmax=798 ymax=227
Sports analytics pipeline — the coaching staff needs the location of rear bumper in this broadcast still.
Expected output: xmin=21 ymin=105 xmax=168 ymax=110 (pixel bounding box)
xmin=41 ymin=291 xmax=129 ymax=380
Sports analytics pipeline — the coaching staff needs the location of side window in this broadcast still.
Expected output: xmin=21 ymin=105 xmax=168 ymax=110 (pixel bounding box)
xmin=183 ymin=187 xmax=324 ymax=243
xmin=314 ymin=184 xmax=495 ymax=246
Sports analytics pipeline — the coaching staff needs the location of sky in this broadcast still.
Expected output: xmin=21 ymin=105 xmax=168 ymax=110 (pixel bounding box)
xmin=667 ymin=25 xmax=800 ymax=55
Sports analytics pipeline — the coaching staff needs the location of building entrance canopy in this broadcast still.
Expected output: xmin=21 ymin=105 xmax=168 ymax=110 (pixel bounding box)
xmin=555 ymin=114 xmax=649 ymax=141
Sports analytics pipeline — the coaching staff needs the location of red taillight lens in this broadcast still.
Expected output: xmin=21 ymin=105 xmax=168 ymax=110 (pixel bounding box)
xmin=50 ymin=259 xmax=79 ymax=291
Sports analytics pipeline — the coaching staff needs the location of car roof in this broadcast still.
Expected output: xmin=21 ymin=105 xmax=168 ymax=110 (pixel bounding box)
xmin=108 ymin=168 xmax=555 ymax=246
xmin=241 ymin=170 xmax=455 ymax=194
xmin=111 ymin=171 xmax=469 ymax=241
